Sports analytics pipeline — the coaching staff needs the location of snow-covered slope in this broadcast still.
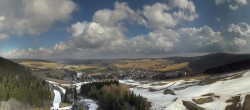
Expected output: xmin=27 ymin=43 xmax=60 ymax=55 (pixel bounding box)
xmin=123 ymin=70 xmax=250 ymax=110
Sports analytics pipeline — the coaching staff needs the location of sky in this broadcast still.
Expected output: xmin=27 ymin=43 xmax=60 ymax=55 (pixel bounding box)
xmin=0 ymin=0 xmax=250 ymax=59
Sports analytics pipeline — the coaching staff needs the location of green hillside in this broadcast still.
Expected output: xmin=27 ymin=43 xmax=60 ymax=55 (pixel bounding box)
xmin=0 ymin=57 xmax=51 ymax=109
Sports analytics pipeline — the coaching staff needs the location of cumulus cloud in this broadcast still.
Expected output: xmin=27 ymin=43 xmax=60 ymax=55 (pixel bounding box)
xmin=3 ymin=1 xmax=250 ymax=59
xmin=0 ymin=0 xmax=76 ymax=36
xmin=93 ymin=2 xmax=146 ymax=27
xmin=219 ymin=22 xmax=250 ymax=52
xmin=143 ymin=0 xmax=198 ymax=29
xmin=4 ymin=22 xmax=250 ymax=59
xmin=131 ymin=29 xmax=178 ymax=54
xmin=215 ymin=0 xmax=248 ymax=10
xmin=93 ymin=1 xmax=198 ymax=29
xmin=176 ymin=26 xmax=221 ymax=52
xmin=69 ymin=21 xmax=125 ymax=49
xmin=228 ymin=22 xmax=250 ymax=36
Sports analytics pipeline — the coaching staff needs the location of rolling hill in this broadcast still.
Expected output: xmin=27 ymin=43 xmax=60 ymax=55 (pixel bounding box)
xmin=0 ymin=56 xmax=51 ymax=109
xmin=167 ymin=53 xmax=250 ymax=74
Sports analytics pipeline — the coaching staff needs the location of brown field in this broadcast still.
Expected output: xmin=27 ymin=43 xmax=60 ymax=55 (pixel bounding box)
xmin=192 ymin=97 xmax=214 ymax=104
xmin=18 ymin=61 xmax=96 ymax=71
xmin=19 ymin=61 xmax=62 ymax=69
xmin=113 ymin=59 xmax=166 ymax=69
xmin=155 ymin=62 xmax=189 ymax=72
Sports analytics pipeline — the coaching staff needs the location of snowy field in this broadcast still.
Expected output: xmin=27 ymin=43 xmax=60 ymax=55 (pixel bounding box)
xmin=120 ymin=70 xmax=250 ymax=110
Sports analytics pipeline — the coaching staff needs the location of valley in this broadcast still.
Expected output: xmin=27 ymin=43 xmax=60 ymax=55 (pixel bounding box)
xmin=5 ymin=53 xmax=250 ymax=110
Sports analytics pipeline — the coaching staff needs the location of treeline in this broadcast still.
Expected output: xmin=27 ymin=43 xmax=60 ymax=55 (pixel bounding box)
xmin=0 ymin=57 xmax=51 ymax=108
xmin=80 ymin=80 xmax=148 ymax=110
xmin=204 ymin=60 xmax=250 ymax=74
xmin=63 ymin=87 xmax=77 ymax=103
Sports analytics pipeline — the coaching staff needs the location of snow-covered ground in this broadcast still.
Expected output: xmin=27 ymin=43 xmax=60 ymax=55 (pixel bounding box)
xmin=121 ymin=70 xmax=250 ymax=110
xmin=46 ymin=80 xmax=66 ymax=94
xmin=79 ymin=98 xmax=99 ymax=110
xmin=47 ymin=71 xmax=250 ymax=110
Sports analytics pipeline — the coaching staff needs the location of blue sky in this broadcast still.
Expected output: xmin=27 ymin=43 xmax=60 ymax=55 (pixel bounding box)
xmin=0 ymin=0 xmax=250 ymax=59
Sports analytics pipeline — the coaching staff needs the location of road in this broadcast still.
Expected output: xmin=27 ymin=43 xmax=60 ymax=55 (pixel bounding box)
xmin=53 ymin=90 xmax=61 ymax=109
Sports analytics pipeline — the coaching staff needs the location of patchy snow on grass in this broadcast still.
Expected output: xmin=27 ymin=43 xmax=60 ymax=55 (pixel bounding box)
xmin=128 ymin=70 xmax=250 ymax=110
xmin=119 ymin=79 xmax=141 ymax=86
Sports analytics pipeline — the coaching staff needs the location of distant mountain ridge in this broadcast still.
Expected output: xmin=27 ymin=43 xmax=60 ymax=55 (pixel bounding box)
xmin=168 ymin=53 xmax=250 ymax=74
xmin=12 ymin=58 xmax=54 ymax=63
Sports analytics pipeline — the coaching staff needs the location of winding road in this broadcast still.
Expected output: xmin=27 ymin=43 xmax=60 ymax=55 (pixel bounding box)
xmin=53 ymin=90 xmax=61 ymax=109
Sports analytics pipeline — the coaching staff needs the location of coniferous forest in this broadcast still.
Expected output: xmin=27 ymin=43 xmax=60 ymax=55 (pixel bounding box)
xmin=80 ymin=80 xmax=148 ymax=110
xmin=0 ymin=57 xmax=51 ymax=108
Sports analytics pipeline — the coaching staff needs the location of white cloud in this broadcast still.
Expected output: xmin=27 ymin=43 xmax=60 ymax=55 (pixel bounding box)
xmin=142 ymin=0 xmax=198 ymax=29
xmin=2 ymin=47 xmax=53 ymax=59
xmin=215 ymin=17 xmax=221 ymax=22
xmin=93 ymin=2 xmax=146 ymax=27
xmin=0 ymin=0 xmax=76 ymax=36
xmin=94 ymin=1 xmax=198 ymax=29
xmin=4 ymin=22 xmax=250 ymax=58
xmin=53 ymin=42 xmax=69 ymax=52
xmin=176 ymin=26 xmax=221 ymax=52
xmin=3 ymin=1 xmax=250 ymax=59
xmin=129 ymin=29 xmax=178 ymax=54
xmin=232 ymin=37 xmax=247 ymax=47
xmin=221 ymin=22 xmax=250 ymax=51
xmin=215 ymin=0 xmax=227 ymax=5
xmin=228 ymin=22 xmax=250 ymax=36
xmin=143 ymin=3 xmax=175 ymax=29
xmin=0 ymin=16 xmax=5 ymax=21
xmin=229 ymin=4 xmax=239 ymax=10
xmin=215 ymin=0 xmax=248 ymax=10
xmin=236 ymin=0 xmax=248 ymax=5
xmin=69 ymin=21 xmax=124 ymax=49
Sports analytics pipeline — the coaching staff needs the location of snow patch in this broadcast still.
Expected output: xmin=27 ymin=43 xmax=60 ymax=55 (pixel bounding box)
xmin=79 ymin=97 xmax=99 ymax=110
